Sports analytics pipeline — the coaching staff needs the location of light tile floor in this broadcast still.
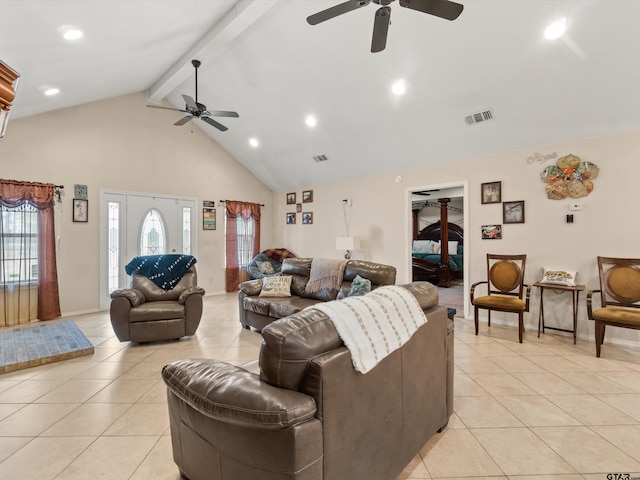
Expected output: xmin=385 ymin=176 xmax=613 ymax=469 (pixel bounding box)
xmin=0 ymin=285 xmax=639 ymax=479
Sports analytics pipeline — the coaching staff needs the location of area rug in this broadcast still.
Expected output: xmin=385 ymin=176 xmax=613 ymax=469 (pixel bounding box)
xmin=0 ymin=320 xmax=94 ymax=374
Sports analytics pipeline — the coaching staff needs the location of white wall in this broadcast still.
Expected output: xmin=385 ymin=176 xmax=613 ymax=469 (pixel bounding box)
xmin=0 ymin=92 xmax=274 ymax=315
xmin=274 ymin=129 xmax=640 ymax=348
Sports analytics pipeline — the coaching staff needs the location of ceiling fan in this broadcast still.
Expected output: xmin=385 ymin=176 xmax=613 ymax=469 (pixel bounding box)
xmin=146 ymin=59 xmax=238 ymax=131
xmin=307 ymin=0 xmax=464 ymax=53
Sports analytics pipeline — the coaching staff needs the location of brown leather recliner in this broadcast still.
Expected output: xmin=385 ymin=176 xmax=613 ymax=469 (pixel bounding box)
xmin=162 ymin=282 xmax=453 ymax=480
xmin=110 ymin=266 xmax=205 ymax=342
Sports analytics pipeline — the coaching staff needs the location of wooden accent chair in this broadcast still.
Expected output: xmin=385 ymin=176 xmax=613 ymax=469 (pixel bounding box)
xmin=470 ymin=254 xmax=531 ymax=343
xmin=587 ymin=256 xmax=640 ymax=357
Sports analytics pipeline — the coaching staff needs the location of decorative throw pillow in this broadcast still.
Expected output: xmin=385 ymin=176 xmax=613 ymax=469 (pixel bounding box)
xmin=412 ymin=240 xmax=433 ymax=254
xmin=347 ymin=274 xmax=372 ymax=297
xmin=259 ymin=275 xmax=292 ymax=297
xmin=431 ymin=241 xmax=441 ymax=254
xmin=257 ymin=261 xmax=275 ymax=275
xmin=540 ymin=268 xmax=577 ymax=287
xmin=448 ymin=241 xmax=459 ymax=254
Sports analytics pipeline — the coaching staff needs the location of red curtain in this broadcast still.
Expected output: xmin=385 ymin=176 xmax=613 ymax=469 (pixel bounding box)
xmin=225 ymin=200 xmax=261 ymax=292
xmin=0 ymin=179 xmax=61 ymax=320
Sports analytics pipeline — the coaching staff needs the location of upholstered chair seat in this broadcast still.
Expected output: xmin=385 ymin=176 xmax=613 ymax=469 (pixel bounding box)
xmin=471 ymin=254 xmax=531 ymax=343
xmin=471 ymin=295 xmax=526 ymax=311
xmin=587 ymin=256 xmax=640 ymax=357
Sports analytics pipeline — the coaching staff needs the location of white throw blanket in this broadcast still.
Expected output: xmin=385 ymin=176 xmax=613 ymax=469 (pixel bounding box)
xmin=310 ymin=285 xmax=428 ymax=374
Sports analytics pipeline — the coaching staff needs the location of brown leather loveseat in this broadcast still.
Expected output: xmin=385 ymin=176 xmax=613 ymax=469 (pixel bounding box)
xmin=238 ymin=257 xmax=397 ymax=330
xmin=162 ymin=281 xmax=453 ymax=480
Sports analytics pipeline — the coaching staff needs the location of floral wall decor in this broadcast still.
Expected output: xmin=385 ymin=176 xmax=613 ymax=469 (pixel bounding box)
xmin=540 ymin=154 xmax=599 ymax=200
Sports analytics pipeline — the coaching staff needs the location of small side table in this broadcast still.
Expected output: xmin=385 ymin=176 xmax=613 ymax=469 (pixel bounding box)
xmin=534 ymin=282 xmax=585 ymax=344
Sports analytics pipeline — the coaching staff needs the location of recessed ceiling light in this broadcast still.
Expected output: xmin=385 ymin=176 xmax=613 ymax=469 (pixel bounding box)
xmin=249 ymin=137 xmax=259 ymax=148
xmin=58 ymin=25 xmax=84 ymax=41
xmin=305 ymin=115 xmax=317 ymax=128
xmin=44 ymin=87 xmax=60 ymax=96
xmin=391 ymin=79 xmax=406 ymax=96
xmin=545 ymin=18 xmax=566 ymax=40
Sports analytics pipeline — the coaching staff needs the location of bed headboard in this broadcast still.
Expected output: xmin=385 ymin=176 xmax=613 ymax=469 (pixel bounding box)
xmin=416 ymin=221 xmax=463 ymax=245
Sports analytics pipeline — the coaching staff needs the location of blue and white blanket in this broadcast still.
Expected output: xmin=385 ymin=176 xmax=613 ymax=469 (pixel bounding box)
xmin=125 ymin=254 xmax=197 ymax=291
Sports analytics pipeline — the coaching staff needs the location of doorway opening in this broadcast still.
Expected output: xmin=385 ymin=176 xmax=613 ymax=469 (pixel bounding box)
xmin=405 ymin=181 xmax=469 ymax=319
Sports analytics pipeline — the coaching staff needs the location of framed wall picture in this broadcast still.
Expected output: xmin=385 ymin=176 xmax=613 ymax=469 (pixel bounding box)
xmin=481 ymin=224 xmax=502 ymax=239
xmin=302 ymin=212 xmax=313 ymax=224
xmin=286 ymin=212 xmax=296 ymax=224
xmin=302 ymin=189 xmax=313 ymax=203
xmin=481 ymin=181 xmax=501 ymax=204
xmin=296 ymin=203 xmax=302 ymax=213
xmin=503 ymin=200 xmax=525 ymax=224
xmin=72 ymin=198 xmax=88 ymax=222
xmin=286 ymin=192 xmax=296 ymax=204
xmin=203 ymin=207 xmax=216 ymax=230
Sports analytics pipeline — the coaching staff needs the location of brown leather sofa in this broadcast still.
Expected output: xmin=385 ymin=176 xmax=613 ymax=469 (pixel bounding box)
xmin=162 ymin=282 xmax=453 ymax=480
xmin=238 ymin=257 xmax=397 ymax=330
xmin=110 ymin=266 xmax=205 ymax=342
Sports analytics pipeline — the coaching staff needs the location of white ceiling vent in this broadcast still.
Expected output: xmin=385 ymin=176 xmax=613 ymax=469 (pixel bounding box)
xmin=313 ymin=154 xmax=329 ymax=162
xmin=465 ymin=108 xmax=494 ymax=126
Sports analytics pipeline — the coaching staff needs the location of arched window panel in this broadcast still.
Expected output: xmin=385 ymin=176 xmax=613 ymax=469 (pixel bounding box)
xmin=140 ymin=209 xmax=166 ymax=256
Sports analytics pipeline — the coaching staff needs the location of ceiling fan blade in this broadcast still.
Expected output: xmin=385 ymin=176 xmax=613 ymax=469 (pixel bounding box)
xmin=146 ymin=105 xmax=185 ymax=112
xmin=398 ymin=0 xmax=463 ymax=21
xmin=174 ymin=116 xmax=194 ymax=126
xmin=371 ymin=6 xmax=391 ymax=53
xmin=206 ymin=110 xmax=239 ymax=118
xmin=307 ymin=0 xmax=371 ymax=25
xmin=182 ymin=94 xmax=198 ymax=111
xmin=201 ymin=116 xmax=228 ymax=132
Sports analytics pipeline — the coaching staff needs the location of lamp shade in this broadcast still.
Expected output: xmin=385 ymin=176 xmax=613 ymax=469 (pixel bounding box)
xmin=336 ymin=236 xmax=359 ymax=251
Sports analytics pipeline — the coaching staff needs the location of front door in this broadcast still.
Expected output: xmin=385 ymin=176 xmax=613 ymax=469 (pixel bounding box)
xmin=100 ymin=190 xmax=196 ymax=310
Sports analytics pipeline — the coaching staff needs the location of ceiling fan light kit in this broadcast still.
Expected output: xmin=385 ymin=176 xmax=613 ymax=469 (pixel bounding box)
xmin=307 ymin=0 xmax=463 ymax=53
xmin=146 ymin=59 xmax=238 ymax=132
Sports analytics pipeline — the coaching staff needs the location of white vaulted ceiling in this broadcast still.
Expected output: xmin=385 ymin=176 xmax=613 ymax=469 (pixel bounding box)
xmin=3 ymin=1 xmax=640 ymax=191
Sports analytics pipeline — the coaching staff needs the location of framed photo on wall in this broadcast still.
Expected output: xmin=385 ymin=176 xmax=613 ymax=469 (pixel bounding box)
xmin=286 ymin=212 xmax=296 ymax=224
xmin=203 ymin=208 xmax=216 ymax=230
xmin=73 ymin=198 xmax=88 ymax=222
xmin=481 ymin=181 xmax=501 ymax=204
xmin=302 ymin=190 xmax=313 ymax=203
xmin=503 ymin=201 xmax=525 ymax=224
xmin=286 ymin=192 xmax=296 ymax=204
xmin=481 ymin=224 xmax=502 ymax=239
xmin=302 ymin=212 xmax=313 ymax=224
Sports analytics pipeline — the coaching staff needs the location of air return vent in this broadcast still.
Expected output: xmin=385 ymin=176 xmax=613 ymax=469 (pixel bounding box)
xmin=465 ymin=108 xmax=494 ymax=125
xmin=313 ymin=154 xmax=329 ymax=162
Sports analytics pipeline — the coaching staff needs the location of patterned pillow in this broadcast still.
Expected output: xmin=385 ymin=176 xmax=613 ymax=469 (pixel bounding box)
xmin=257 ymin=261 xmax=275 ymax=275
xmin=259 ymin=275 xmax=292 ymax=297
xmin=347 ymin=274 xmax=372 ymax=297
xmin=540 ymin=268 xmax=577 ymax=286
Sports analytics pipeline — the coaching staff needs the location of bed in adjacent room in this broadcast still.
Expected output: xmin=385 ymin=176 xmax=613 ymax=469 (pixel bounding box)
xmin=412 ymin=221 xmax=463 ymax=287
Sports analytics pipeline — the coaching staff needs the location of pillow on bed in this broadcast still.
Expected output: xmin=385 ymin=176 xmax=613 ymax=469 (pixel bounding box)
xmin=540 ymin=268 xmax=577 ymax=287
xmin=412 ymin=240 xmax=433 ymax=254
xmin=431 ymin=241 xmax=441 ymax=254
xmin=448 ymin=241 xmax=459 ymax=254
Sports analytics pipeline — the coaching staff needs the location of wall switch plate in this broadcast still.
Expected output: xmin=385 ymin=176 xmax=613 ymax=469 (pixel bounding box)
xmin=569 ymin=203 xmax=583 ymax=211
